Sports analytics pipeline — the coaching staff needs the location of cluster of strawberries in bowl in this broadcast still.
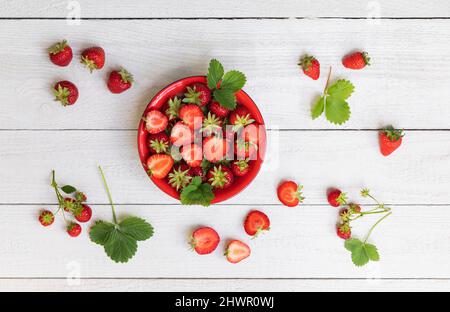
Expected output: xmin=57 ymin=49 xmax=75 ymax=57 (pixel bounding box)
xmin=138 ymin=60 xmax=266 ymax=205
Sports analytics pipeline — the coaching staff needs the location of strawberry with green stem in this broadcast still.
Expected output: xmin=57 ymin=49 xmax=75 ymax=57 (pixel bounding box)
xmin=379 ymin=126 xmax=404 ymax=156
xmin=54 ymin=81 xmax=79 ymax=106
xmin=299 ymin=54 xmax=320 ymax=80
xmin=164 ymin=96 xmax=183 ymax=120
xmin=202 ymin=112 xmax=223 ymax=136
xmin=183 ymin=83 xmax=211 ymax=107
xmin=168 ymin=164 xmax=192 ymax=191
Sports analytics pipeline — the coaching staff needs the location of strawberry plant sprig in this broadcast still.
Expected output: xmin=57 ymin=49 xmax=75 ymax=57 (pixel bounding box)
xmin=336 ymin=188 xmax=392 ymax=267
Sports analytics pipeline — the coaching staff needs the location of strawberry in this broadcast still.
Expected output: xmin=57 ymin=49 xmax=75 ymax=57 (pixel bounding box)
xmin=379 ymin=127 xmax=404 ymax=156
xmin=327 ymin=189 xmax=347 ymax=207
xmin=349 ymin=203 xmax=361 ymax=213
xmin=235 ymin=140 xmax=258 ymax=160
xmin=63 ymin=197 xmax=75 ymax=212
xmin=299 ymin=55 xmax=320 ymax=80
xmin=147 ymin=132 xmax=169 ymax=154
xmin=48 ymin=40 xmax=73 ymax=67
xmin=39 ymin=210 xmax=55 ymax=226
xmin=244 ymin=210 xmax=270 ymax=237
xmin=190 ymin=227 xmax=220 ymax=255
xmin=277 ymin=181 xmax=304 ymax=207
xmin=225 ymin=240 xmax=250 ymax=264
xmin=179 ymin=104 xmax=204 ymax=130
xmin=337 ymin=224 xmax=351 ymax=240
xmin=164 ymin=97 xmax=182 ymax=120
xmin=342 ymin=51 xmax=370 ymax=70
xmin=53 ymin=81 xmax=78 ymax=106
xmin=67 ymin=223 xmax=82 ymax=237
xmin=339 ymin=208 xmax=351 ymax=223
xmin=188 ymin=166 xmax=206 ymax=182
xmin=229 ymin=105 xmax=255 ymax=131
xmin=144 ymin=110 xmax=168 ymax=134
xmin=183 ymin=83 xmax=211 ymax=107
xmin=107 ymin=68 xmax=133 ymax=94
xmin=81 ymin=47 xmax=105 ymax=72
xmin=168 ymin=163 xmax=192 ymax=191
xmin=238 ymin=123 xmax=264 ymax=146
xmin=75 ymin=191 xmax=87 ymax=202
xmin=209 ymin=101 xmax=230 ymax=118
xmin=181 ymin=144 xmax=203 ymax=168
xmin=202 ymin=112 xmax=223 ymax=136
xmin=203 ymin=136 xmax=228 ymax=163
xmin=73 ymin=204 xmax=92 ymax=223
xmin=170 ymin=121 xmax=194 ymax=146
xmin=207 ymin=165 xmax=234 ymax=189
xmin=146 ymin=154 xmax=174 ymax=179
xmin=231 ymin=159 xmax=250 ymax=177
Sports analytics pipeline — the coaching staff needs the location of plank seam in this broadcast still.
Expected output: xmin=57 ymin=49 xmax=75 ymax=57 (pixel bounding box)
xmin=0 ymin=277 xmax=449 ymax=280
xmin=1 ymin=17 xmax=450 ymax=20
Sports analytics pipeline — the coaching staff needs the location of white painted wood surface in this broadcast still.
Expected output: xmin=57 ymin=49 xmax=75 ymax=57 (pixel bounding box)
xmin=0 ymin=1 xmax=449 ymax=292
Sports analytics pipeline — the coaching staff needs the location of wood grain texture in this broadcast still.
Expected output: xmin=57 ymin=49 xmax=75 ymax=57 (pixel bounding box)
xmin=0 ymin=19 xmax=450 ymax=129
xmin=1 ymin=0 xmax=449 ymax=18
xmin=1 ymin=205 xmax=449 ymax=278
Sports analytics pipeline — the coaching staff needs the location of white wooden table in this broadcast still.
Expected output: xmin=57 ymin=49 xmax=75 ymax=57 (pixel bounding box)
xmin=1 ymin=0 xmax=450 ymax=292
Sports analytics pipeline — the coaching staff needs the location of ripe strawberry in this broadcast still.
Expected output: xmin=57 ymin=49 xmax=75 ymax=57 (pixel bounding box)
xmin=235 ymin=140 xmax=258 ymax=160
xmin=327 ymin=189 xmax=347 ymax=207
xmin=170 ymin=121 xmax=194 ymax=146
xmin=63 ymin=197 xmax=75 ymax=212
xmin=179 ymin=104 xmax=204 ymax=130
xmin=107 ymin=68 xmax=133 ymax=94
xmin=238 ymin=123 xmax=263 ymax=146
xmin=202 ymin=112 xmax=223 ymax=136
xmin=379 ymin=127 xmax=404 ymax=156
xmin=244 ymin=210 xmax=270 ymax=237
xmin=342 ymin=51 xmax=370 ymax=70
xmin=48 ymin=40 xmax=73 ymax=67
xmin=81 ymin=46 xmax=105 ymax=72
xmin=168 ymin=163 xmax=192 ymax=191
xmin=209 ymin=101 xmax=230 ymax=118
xmin=277 ymin=181 xmax=304 ymax=207
xmin=181 ymin=144 xmax=203 ymax=168
xmin=207 ymin=165 xmax=234 ymax=189
xmin=188 ymin=166 xmax=206 ymax=182
xmin=203 ymin=136 xmax=228 ymax=163
xmin=39 ymin=210 xmax=55 ymax=226
xmin=231 ymin=159 xmax=250 ymax=177
xmin=337 ymin=224 xmax=351 ymax=240
xmin=163 ymin=97 xmax=182 ymax=120
xmin=349 ymin=203 xmax=361 ymax=213
xmin=229 ymin=106 xmax=255 ymax=131
xmin=75 ymin=191 xmax=87 ymax=202
xmin=146 ymin=154 xmax=174 ymax=179
xmin=144 ymin=110 xmax=168 ymax=134
xmin=225 ymin=240 xmax=250 ymax=264
xmin=74 ymin=204 xmax=92 ymax=223
xmin=183 ymin=83 xmax=211 ymax=107
xmin=67 ymin=223 xmax=82 ymax=237
xmin=339 ymin=208 xmax=351 ymax=223
xmin=190 ymin=227 xmax=220 ymax=255
xmin=299 ymin=55 xmax=320 ymax=80
xmin=147 ymin=132 xmax=169 ymax=154
xmin=53 ymin=81 xmax=78 ymax=106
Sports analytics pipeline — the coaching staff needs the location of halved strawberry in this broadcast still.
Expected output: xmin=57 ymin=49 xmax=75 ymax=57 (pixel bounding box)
xmin=207 ymin=165 xmax=234 ymax=189
xmin=170 ymin=122 xmax=194 ymax=146
xmin=144 ymin=110 xmax=168 ymax=134
xmin=225 ymin=240 xmax=250 ymax=264
xmin=190 ymin=227 xmax=220 ymax=255
xmin=244 ymin=210 xmax=270 ymax=237
xmin=146 ymin=154 xmax=174 ymax=179
xmin=209 ymin=101 xmax=230 ymax=118
xmin=148 ymin=132 xmax=170 ymax=154
xmin=231 ymin=159 xmax=250 ymax=177
xmin=181 ymin=144 xmax=203 ymax=168
xmin=229 ymin=105 xmax=254 ymax=131
xmin=203 ymin=136 xmax=228 ymax=163
xmin=277 ymin=181 xmax=305 ymax=207
xmin=183 ymin=83 xmax=211 ymax=107
xmin=179 ymin=104 xmax=204 ymax=130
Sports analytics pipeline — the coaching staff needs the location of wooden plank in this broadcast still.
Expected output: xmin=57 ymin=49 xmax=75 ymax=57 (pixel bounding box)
xmin=0 ymin=204 xmax=449 ymax=278
xmin=0 ymin=19 xmax=450 ymax=129
xmin=0 ymin=130 xmax=448 ymax=205
xmin=1 ymin=0 xmax=449 ymax=18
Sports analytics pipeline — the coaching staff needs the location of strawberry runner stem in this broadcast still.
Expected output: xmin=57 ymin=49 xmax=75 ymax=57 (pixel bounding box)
xmin=363 ymin=211 xmax=392 ymax=243
xmin=98 ymin=166 xmax=118 ymax=225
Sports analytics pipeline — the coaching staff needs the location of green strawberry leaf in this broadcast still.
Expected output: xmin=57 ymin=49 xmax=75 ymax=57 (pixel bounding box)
xmin=103 ymin=230 xmax=138 ymax=263
xmin=180 ymin=176 xmax=215 ymax=206
xmin=351 ymin=243 xmax=370 ymax=267
xmin=344 ymin=238 xmax=363 ymax=252
xmin=311 ymin=97 xmax=325 ymax=119
xmin=364 ymin=243 xmax=380 ymax=261
xmin=119 ymin=217 xmax=154 ymax=241
xmin=207 ymin=59 xmax=224 ymax=90
xmin=213 ymin=88 xmax=237 ymax=110
xmin=220 ymin=70 xmax=246 ymax=92
xmin=327 ymin=80 xmax=354 ymax=100
xmin=89 ymin=220 xmax=116 ymax=245
xmin=344 ymin=238 xmax=380 ymax=267
xmin=61 ymin=185 xmax=77 ymax=194
xmin=325 ymin=96 xmax=351 ymax=125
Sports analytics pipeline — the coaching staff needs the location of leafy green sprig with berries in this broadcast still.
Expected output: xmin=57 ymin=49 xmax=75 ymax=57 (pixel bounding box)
xmin=50 ymin=170 xmax=87 ymax=219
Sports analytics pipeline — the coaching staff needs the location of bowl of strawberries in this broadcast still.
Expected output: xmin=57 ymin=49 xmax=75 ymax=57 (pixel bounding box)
xmin=138 ymin=59 xmax=266 ymax=205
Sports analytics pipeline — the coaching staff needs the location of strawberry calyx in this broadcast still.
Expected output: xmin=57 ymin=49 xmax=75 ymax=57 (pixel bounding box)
xmin=168 ymin=167 xmax=192 ymax=191
xmin=53 ymin=84 xmax=71 ymax=106
xmin=165 ymin=97 xmax=182 ymax=120
xmin=40 ymin=211 xmax=55 ymax=225
xmin=298 ymin=54 xmax=316 ymax=71
xmin=149 ymin=138 xmax=169 ymax=154
xmin=336 ymin=192 xmax=348 ymax=205
xmin=234 ymin=159 xmax=249 ymax=171
xmin=118 ymin=68 xmax=134 ymax=84
xmin=183 ymin=86 xmax=203 ymax=105
xmin=81 ymin=56 xmax=98 ymax=73
xmin=202 ymin=112 xmax=222 ymax=135
xmin=361 ymin=52 xmax=371 ymax=66
xmin=208 ymin=165 xmax=228 ymax=188
xmin=294 ymin=184 xmax=305 ymax=203
xmin=382 ymin=126 xmax=404 ymax=142
xmin=232 ymin=114 xmax=255 ymax=132
xmin=252 ymin=226 xmax=271 ymax=239
xmin=49 ymin=40 xmax=68 ymax=54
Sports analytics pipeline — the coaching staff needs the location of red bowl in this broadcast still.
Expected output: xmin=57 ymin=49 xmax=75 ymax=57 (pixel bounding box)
xmin=137 ymin=76 xmax=266 ymax=204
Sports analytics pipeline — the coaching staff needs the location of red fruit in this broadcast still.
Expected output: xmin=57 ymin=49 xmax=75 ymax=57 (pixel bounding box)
xmin=164 ymin=97 xmax=183 ymax=120
xmin=81 ymin=46 xmax=105 ymax=72
xmin=53 ymin=81 xmax=78 ymax=106
xmin=229 ymin=106 xmax=254 ymax=131
xmin=238 ymin=123 xmax=263 ymax=146
xmin=74 ymin=204 xmax=92 ymax=223
xmin=337 ymin=224 xmax=351 ymax=240
xmin=327 ymin=189 xmax=346 ymax=207
xmin=168 ymin=164 xmax=192 ymax=191
xmin=67 ymin=223 xmax=82 ymax=237
xmin=183 ymin=83 xmax=211 ymax=107
xmin=48 ymin=40 xmax=73 ymax=67
xmin=277 ymin=181 xmax=304 ymax=207
xmin=179 ymin=104 xmax=204 ymax=130
xmin=299 ymin=55 xmax=320 ymax=80
xmin=75 ymin=191 xmax=87 ymax=202
xmin=38 ymin=210 xmax=54 ymax=226
xmin=235 ymin=140 xmax=258 ymax=160
xmin=244 ymin=210 xmax=270 ymax=237
xmin=203 ymin=136 xmax=228 ymax=163
xmin=147 ymin=132 xmax=169 ymax=154
xmin=209 ymin=101 xmax=230 ymax=118
xmin=231 ymin=159 xmax=250 ymax=177
xmin=342 ymin=51 xmax=370 ymax=70
xmin=107 ymin=68 xmax=133 ymax=94
xmin=207 ymin=165 xmax=234 ymax=189
xmin=144 ymin=110 xmax=168 ymax=134
xmin=379 ymin=127 xmax=404 ymax=156
xmin=225 ymin=240 xmax=250 ymax=264
xmin=170 ymin=122 xmax=194 ymax=146
xmin=146 ymin=154 xmax=174 ymax=179
xmin=349 ymin=203 xmax=361 ymax=213
xmin=181 ymin=144 xmax=203 ymax=168
xmin=188 ymin=166 xmax=206 ymax=182
xmin=63 ymin=197 xmax=75 ymax=212
xmin=190 ymin=227 xmax=220 ymax=255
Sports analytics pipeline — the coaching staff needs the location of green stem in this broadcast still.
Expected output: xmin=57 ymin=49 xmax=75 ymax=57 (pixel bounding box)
xmin=364 ymin=211 xmax=392 ymax=243
xmin=98 ymin=166 xmax=118 ymax=225
xmin=51 ymin=170 xmax=64 ymax=211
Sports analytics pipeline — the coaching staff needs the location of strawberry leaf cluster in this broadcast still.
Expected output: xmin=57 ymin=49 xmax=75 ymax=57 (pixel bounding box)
xmin=180 ymin=176 xmax=215 ymax=206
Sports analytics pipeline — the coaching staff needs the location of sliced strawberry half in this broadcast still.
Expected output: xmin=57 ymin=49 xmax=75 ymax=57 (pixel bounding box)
xmin=170 ymin=122 xmax=194 ymax=146
xmin=225 ymin=240 xmax=251 ymax=264
xmin=181 ymin=143 xmax=203 ymax=168
xmin=277 ymin=181 xmax=305 ymax=207
xmin=146 ymin=154 xmax=174 ymax=179
xmin=244 ymin=210 xmax=270 ymax=237
xmin=179 ymin=104 xmax=204 ymax=130
xmin=190 ymin=227 xmax=220 ymax=255
xmin=144 ymin=110 xmax=168 ymax=134
xmin=203 ymin=136 xmax=228 ymax=163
